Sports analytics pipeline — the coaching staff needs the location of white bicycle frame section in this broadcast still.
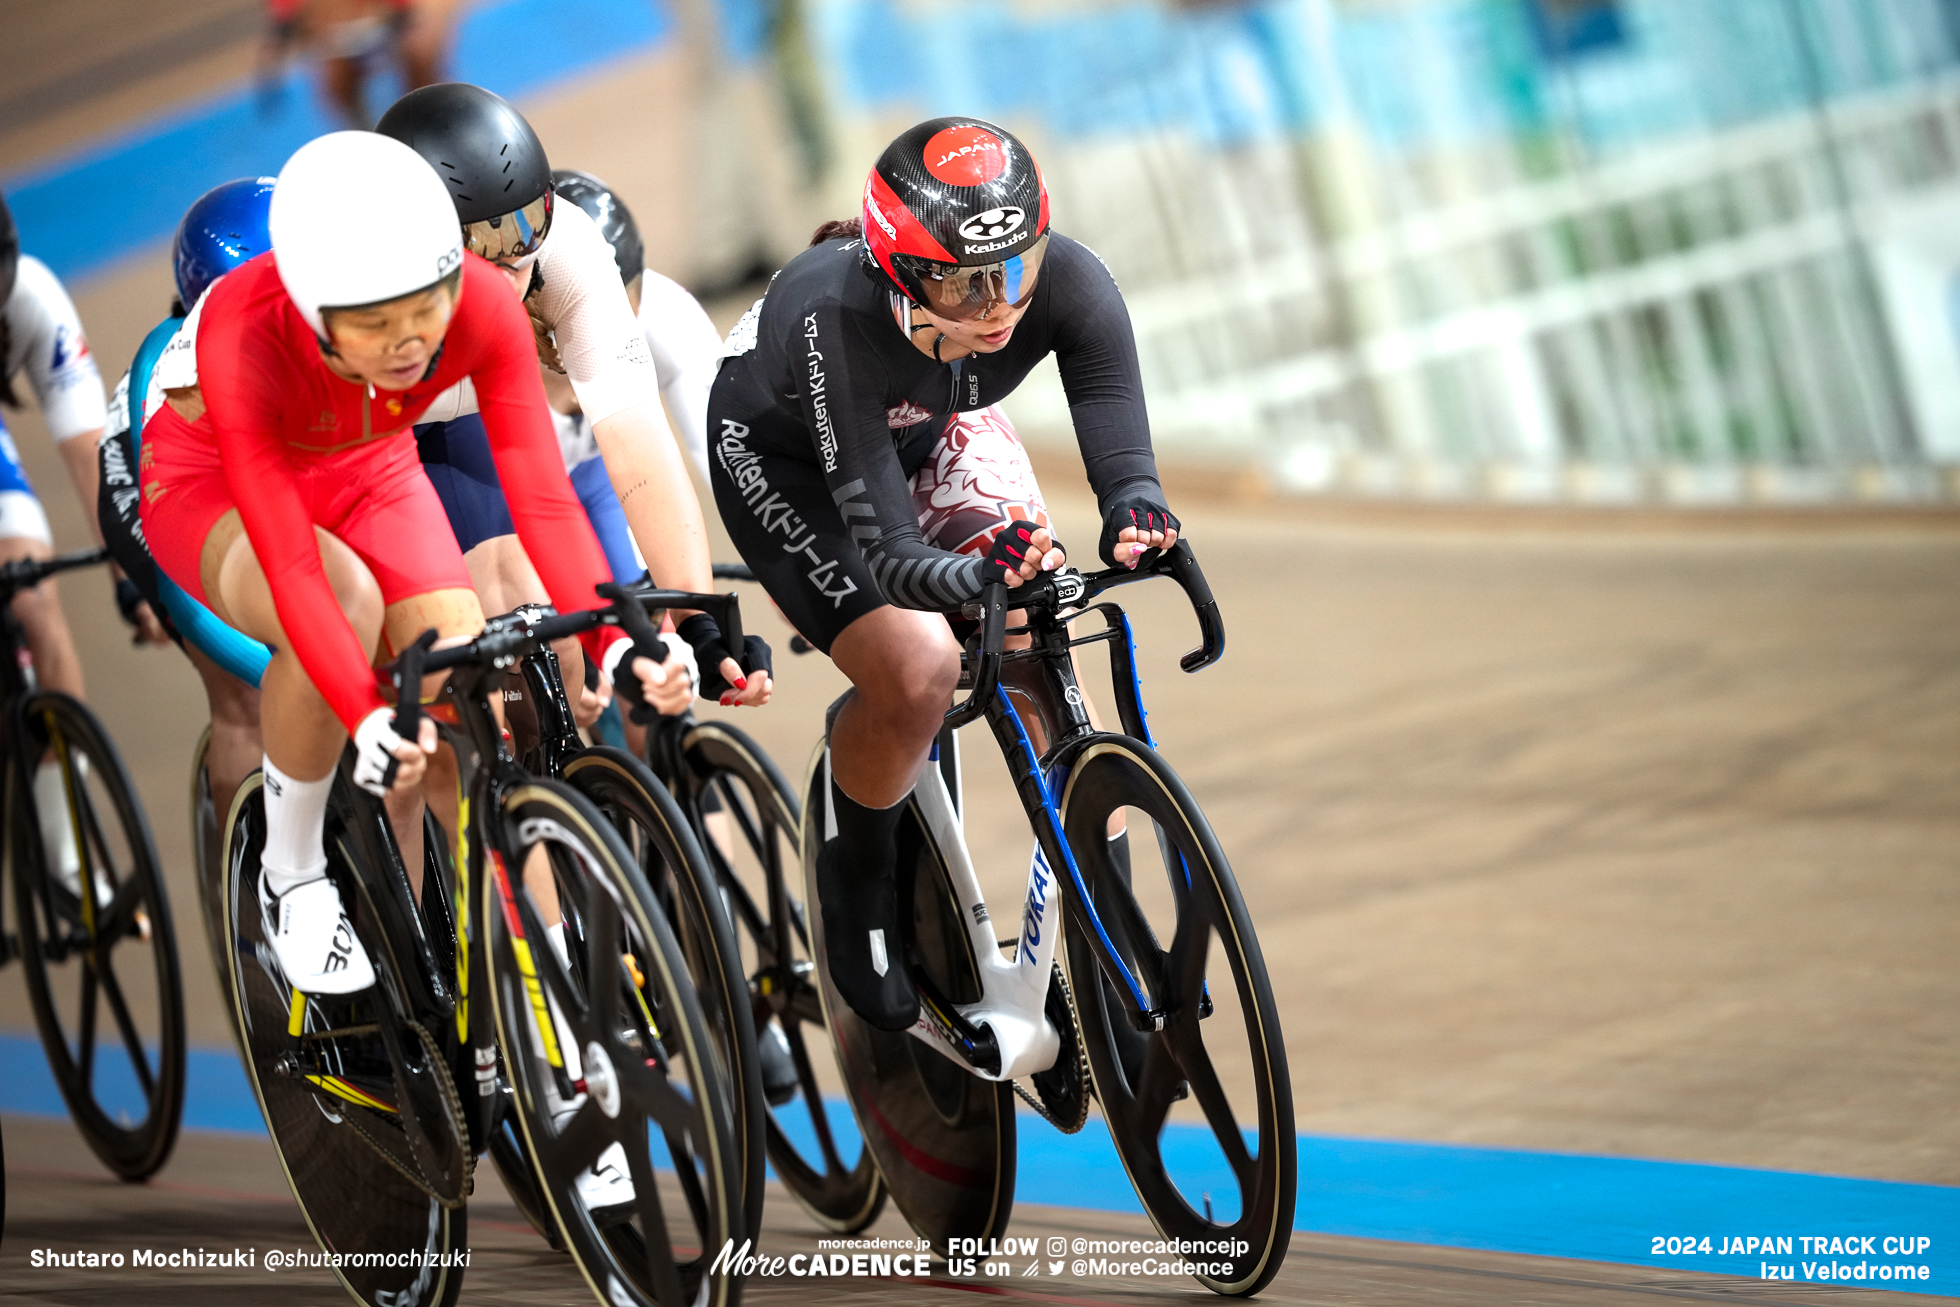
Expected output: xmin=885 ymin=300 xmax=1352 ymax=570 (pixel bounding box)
xmin=824 ymin=736 xmax=1063 ymax=1083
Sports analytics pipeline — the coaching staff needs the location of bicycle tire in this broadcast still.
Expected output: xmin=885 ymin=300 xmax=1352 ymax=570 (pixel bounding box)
xmin=564 ymin=745 xmax=768 ymax=1244
xmin=8 ymin=692 xmax=185 ymax=1181
xmin=188 ymin=727 xmax=246 ymax=1049
xmin=1058 ymin=736 xmax=1294 ymax=1297
xmin=485 ymin=778 xmax=741 ymax=1307
xmin=224 ymin=773 xmax=470 ymax=1307
xmin=677 ymin=719 xmax=884 ymax=1234
xmin=800 ymin=743 xmax=1015 ymax=1254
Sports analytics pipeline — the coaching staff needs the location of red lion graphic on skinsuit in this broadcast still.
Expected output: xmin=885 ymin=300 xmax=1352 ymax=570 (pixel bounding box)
xmin=910 ymin=405 xmax=1051 ymax=557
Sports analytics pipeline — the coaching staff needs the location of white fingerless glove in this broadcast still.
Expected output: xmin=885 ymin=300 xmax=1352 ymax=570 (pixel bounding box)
xmin=351 ymin=707 xmax=406 ymax=797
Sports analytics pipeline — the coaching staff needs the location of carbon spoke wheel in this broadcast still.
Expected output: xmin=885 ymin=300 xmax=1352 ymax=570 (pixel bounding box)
xmin=675 ymin=721 xmax=885 ymax=1234
xmin=1059 ymin=736 xmax=1294 ymax=1297
xmin=485 ymin=779 xmax=740 ymax=1307
xmin=9 ymin=692 xmax=184 ymax=1181
xmin=565 ymin=746 xmax=768 ymax=1244
xmin=800 ymin=745 xmax=1014 ymax=1254
xmin=224 ymin=774 xmax=469 ymax=1307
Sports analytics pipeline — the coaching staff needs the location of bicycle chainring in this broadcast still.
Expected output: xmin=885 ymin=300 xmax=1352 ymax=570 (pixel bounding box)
xmin=328 ymin=1017 xmax=474 ymax=1209
xmin=1015 ymin=964 xmax=1089 ymax=1134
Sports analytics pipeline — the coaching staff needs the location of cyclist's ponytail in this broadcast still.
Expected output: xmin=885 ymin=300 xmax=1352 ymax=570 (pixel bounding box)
xmin=810 ymin=218 xmax=862 ymax=247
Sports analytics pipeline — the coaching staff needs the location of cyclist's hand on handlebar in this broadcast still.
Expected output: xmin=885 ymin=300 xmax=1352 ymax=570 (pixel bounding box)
xmin=1099 ymin=491 xmax=1180 ymax=569
xmin=985 ymin=521 xmax=1065 ymax=589
xmin=352 ymin=706 xmax=438 ymax=797
xmin=630 ymin=649 xmax=697 ymax=716
xmin=111 ymin=572 xmax=171 ymax=646
xmin=677 ymin=613 xmax=773 ymax=708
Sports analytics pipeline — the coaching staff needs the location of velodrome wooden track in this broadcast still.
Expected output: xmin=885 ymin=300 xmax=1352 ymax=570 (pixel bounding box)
xmin=3 ymin=3 xmax=1957 ymax=1303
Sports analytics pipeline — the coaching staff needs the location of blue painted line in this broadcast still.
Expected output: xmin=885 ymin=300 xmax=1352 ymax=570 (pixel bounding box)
xmin=8 ymin=1032 xmax=1955 ymax=1295
xmin=2 ymin=0 xmax=673 ymax=285
xmin=1 ymin=1031 xmax=263 ymax=1134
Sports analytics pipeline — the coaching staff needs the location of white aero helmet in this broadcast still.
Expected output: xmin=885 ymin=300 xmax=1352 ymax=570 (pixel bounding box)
xmin=269 ymin=130 xmax=464 ymax=339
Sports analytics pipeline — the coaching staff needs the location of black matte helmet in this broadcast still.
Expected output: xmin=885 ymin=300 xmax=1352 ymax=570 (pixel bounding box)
xmin=551 ymin=169 xmax=643 ymax=287
xmin=377 ymin=82 xmax=555 ymax=264
xmin=861 ymin=117 xmax=1050 ymax=318
xmin=0 ymin=190 xmax=19 ymax=309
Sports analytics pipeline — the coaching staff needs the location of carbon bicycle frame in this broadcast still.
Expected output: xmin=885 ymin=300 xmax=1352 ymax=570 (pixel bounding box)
xmin=902 ymin=543 xmax=1224 ymax=1080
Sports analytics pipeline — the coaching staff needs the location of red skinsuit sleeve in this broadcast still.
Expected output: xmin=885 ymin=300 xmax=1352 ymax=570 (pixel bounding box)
xmin=199 ymin=279 xmax=389 ymax=734
xmin=462 ymin=263 xmax=626 ymax=663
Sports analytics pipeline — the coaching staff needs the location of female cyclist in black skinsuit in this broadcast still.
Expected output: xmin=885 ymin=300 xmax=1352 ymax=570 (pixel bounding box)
xmin=711 ymin=117 xmax=1180 ymax=1031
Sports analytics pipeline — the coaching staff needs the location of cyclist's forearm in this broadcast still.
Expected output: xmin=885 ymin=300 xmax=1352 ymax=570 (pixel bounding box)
xmin=57 ymin=430 xmax=108 ymax=547
xmin=592 ymin=402 xmax=714 ymax=611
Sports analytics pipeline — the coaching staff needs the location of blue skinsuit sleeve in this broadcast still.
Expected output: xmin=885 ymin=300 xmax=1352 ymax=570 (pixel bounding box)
xmin=129 ymin=319 xmax=271 ymax=688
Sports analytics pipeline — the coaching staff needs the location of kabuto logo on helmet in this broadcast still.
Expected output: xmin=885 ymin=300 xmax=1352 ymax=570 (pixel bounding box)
xmin=923 ymin=125 xmax=1008 ymax=185
xmin=957 ymin=207 xmax=1024 ymax=243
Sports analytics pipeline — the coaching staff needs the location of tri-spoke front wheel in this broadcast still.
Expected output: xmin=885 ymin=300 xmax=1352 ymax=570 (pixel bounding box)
xmin=1059 ymin=736 xmax=1294 ymax=1297
xmin=8 ymin=692 xmax=184 ymax=1180
xmin=485 ymin=779 xmax=740 ymax=1307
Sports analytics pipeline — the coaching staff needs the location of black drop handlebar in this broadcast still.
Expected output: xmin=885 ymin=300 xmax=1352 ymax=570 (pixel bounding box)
xmin=943 ymin=539 xmax=1224 ymax=728
xmin=387 ymin=584 xmax=745 ymax=746
xmin=0 ymin=547 xmax=110 ymax=603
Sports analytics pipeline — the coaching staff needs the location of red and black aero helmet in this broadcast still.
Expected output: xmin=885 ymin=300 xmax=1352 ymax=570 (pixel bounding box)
xmin=862 ymin=117 xmax=1051 ymax=319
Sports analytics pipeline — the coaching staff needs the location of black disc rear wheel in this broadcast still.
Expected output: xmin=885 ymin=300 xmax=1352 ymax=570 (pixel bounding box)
xmin=9 ymin=692 xmax=184 ymax=1181
xmin=1059 ymin=736 xmax=1294 ymax=1297
xmin=801 ymin=746 xmax=1013 ymax=1253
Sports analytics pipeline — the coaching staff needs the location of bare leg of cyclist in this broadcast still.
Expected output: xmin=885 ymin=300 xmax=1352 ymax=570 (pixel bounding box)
xmin=381 ymin=588 xmax=485 ymax=900
xmin=184 ymin=642 xmax=263 ymax=821
xmin=203 ymin=515 xmax=393 ymax=992
xmin=2 ymin=536 xmax=84 ymax=698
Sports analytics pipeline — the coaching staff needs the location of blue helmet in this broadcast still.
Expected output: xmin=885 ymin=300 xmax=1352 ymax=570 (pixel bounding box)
xmin=173 ymin=177 xmax=275 ymax=309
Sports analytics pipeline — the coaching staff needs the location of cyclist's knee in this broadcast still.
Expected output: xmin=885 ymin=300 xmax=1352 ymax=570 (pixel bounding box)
xmin=316 ymin=529 xmax=385 ymax=646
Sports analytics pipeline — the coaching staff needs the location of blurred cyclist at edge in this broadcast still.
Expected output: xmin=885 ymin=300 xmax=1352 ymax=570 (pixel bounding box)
xmin=263 ymin=0 xmax=463 ymax=128
xmin=1 ymin=188 xmax=156 ymax=900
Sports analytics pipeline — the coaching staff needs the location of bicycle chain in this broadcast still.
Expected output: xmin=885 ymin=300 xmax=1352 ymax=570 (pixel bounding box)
xmin=322 ymin=1017 xmax=474 ymax=1210
xmin=1013 ymin=965 xmax=1090 ymax=1134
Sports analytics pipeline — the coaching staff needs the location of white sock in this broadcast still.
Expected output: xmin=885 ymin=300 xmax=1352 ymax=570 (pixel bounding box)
xmin=543 ymin=922 xmax=585 ymax=1084
xmin=33 ymin=759 xmax=80 ymax=878
xmin=261 ymin=756 xmax=332 ymax=897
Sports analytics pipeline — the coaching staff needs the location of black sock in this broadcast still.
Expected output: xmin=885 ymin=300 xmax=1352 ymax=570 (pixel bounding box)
xmin=817 ymin=758 xmax=918 ymax=1031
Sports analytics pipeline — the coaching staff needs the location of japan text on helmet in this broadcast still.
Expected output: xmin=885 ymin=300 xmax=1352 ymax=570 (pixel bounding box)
xmin=174 ymin=177 xmax=276 ymax=310
xmin=269 ymin=132 xmax=464 ymax=340
xmin=860 ymin=117 xmax=1051 ymax=320
xmin=0 ymin=190 xmax=18 ymax=310
xmin=377 ymin=82 xmax=555 ymax=266
xmin=551 ymin=169 xmax=643 ymax=289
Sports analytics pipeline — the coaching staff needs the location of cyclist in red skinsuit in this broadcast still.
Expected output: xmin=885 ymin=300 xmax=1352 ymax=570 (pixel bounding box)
xmin=144 ymin=251 xmax=618 ymax=731
xmin=141 ymin=132 xmax=649 ymax=995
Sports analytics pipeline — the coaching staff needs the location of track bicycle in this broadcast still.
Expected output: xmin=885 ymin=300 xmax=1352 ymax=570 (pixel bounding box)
xmin=802 ymin=542 xmax=1295 ymax=1295
xmin=636 ymin=562 xmax=887 ymax=1235
xmin=474 ymin=585 xmax=770 ymax=1255
xmin=0 ymin=547 xmax=184 ymax=1182
xmin=223 ymin=587 xmax=741 ymax=1307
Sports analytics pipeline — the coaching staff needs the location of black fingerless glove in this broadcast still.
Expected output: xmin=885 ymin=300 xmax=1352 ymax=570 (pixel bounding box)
xmin=982 ymin=520 xmax=1046 ymax=586
xmin=114 ymin=577 xmax=146 ymax=629
xmin=1098 ymin=488 xmax=1180 ymax=567
xmin=678 ymin=613 xmax=773 ymax=702
xmin=610 ymin=632 xmax=671 ymax=723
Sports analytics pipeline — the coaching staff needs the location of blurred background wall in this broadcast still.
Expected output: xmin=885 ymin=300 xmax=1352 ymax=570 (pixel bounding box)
xmin=759 ymin=0 xmax=1960 ymax=505
xmin=8 ymin=0 xmax=1960 ymax=507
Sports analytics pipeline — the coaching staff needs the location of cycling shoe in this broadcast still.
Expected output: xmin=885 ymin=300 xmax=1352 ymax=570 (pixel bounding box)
xmin=260 ymin=874 xmax=375 ymax=994
xmin=816 ymin=837 xmax=918 ymax=1032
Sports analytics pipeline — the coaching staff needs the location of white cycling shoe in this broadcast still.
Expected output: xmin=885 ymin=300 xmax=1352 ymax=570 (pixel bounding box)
xmin=260 ymin=875 xmax=376 ymax=994
xmin=533 ymin=931 xmax=639 ymax=1214
xmin=574 ymin=1140 xmax=637 ymax=1212
xmin=35 ymin=761 xmax=113 ymax=908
